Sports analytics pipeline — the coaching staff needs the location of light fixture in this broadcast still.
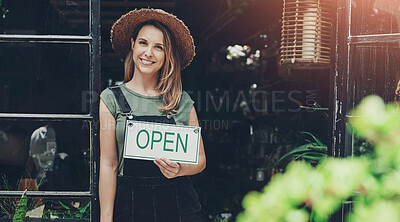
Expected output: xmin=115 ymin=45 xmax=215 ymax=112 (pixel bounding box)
xmin=280 ymin=0 xmax=333 ymax=69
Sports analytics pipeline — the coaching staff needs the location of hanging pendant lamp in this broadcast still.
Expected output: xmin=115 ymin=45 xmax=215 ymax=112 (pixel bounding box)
xmin=280 ymin=0 xmax=333 ymax=69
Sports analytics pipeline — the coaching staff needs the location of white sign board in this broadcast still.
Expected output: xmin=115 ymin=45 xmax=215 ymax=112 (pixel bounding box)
xmin=124 ymin=120 xmax=201 ymax=164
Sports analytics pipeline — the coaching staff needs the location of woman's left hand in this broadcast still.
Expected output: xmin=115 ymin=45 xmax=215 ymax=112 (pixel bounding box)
xmin=154 ymin=157 xmax=181 ymax=179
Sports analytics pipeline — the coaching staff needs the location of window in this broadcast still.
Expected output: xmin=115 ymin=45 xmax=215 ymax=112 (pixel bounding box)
xmin=0 ymin=0 xmax=100 ymax=221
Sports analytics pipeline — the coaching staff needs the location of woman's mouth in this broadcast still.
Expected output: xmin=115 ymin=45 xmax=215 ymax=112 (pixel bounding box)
xmin=140 ymin=58 xmax=155 ymax=65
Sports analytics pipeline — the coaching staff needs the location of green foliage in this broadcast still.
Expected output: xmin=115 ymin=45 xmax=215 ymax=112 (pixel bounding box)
xmin=274 ymin=102 xmax=329 ymax=170
xmin=1 ymin=175 xmax=19 ymax=219
xmin=275 ymin=132 xmax=327 ymax=169
xmin=353 ymin=138 xmax=374 ymax=157
xmin=213 ymin=214 xmax=231 ymax=222
xmin=238 ymin=95 xmax=400 ymax=222
xmin=1 ymin=175 xmax=42 ymax=219
xmin=299 ymin=102 xmax=329 ymax=121
xmin=12 ymin=190 xmax=27 ymax=222
xmin=51 ymin=201 xmax=90 ymax=219
xmin=0 ymin=0 xmax=9 ymax=19
xmin=1 ymin=173 xmax=12 ymax=190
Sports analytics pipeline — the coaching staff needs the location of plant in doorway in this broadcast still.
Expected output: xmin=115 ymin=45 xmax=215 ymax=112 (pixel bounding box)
xmin=274 ymin=131 xmax=327 ymax=170
xmin=273 ymin=103 xmax=328 ymax=172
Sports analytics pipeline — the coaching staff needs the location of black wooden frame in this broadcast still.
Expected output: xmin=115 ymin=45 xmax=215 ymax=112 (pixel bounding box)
xmin=330 ymin=0 xmax=400 ymax=220
xmin=0 ymin=0 xmax=101 ymax=221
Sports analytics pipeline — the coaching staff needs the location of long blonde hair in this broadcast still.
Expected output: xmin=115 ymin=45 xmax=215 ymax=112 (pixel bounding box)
xmin=124 ymin=20 xmax=182 ymax=114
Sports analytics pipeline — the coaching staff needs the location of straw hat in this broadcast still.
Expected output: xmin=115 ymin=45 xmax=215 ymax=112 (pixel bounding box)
xmin=111 ymin=8 xmax=195 ymax=70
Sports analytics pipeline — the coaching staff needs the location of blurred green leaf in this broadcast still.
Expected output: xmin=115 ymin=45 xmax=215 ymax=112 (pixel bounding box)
xmin=240 ymin=96 xmax=400 ymax=222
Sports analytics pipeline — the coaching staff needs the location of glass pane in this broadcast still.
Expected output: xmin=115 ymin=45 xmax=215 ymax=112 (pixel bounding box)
xmin=350 ymin=42 xmax=400 ymax=106
xmin=351 ymin=0 xmax=400 ymax=35
xmin=0 ymin=0 xmax=89 ymax=35
xmin=0 ymin=120 xmax=90 ymax=191
xmin=0 ymin=196 xmax=90 ymax=220
xmin=0 ymin=42 xmax=90 ymax=114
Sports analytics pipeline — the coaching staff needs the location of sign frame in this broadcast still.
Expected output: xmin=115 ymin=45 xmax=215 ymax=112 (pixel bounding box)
xmin=123 ymin=120 xmax=201 ymax=164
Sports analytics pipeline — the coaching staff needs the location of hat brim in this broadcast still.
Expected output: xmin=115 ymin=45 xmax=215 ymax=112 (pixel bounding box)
xmin=111 ymin=8 xmax=195 ymax=70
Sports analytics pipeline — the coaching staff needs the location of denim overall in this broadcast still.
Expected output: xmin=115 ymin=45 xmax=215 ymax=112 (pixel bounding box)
xmin=109 ymin=86 xmax=202 ymax=222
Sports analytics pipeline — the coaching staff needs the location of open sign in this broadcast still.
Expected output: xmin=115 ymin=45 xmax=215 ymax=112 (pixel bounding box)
xmin=124 ymin=120 xmax=201 ymax=164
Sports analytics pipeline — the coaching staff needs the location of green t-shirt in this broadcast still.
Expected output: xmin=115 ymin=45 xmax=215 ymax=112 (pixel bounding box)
xmin=100 ymin=83 xmax=195 ymax=176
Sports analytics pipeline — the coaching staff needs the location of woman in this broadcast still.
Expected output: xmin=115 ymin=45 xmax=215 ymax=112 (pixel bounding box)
xmin=99 ymin=9 xmax=206 ymax=222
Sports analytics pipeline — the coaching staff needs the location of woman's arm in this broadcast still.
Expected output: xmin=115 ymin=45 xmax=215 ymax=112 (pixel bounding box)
xmin=99 ymin=99 xmax=118 ymax=222
xmin=154 ymin=106 xmax=206 ymax=178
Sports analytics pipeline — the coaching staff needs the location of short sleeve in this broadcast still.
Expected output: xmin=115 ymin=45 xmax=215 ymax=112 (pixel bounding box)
xmin=100 ymin=88 xmax=117 ymax=118
xmin=177 ymin=91 xmax=195 ymax=125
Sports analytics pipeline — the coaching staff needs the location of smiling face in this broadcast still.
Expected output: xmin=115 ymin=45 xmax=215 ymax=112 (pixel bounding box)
xmin=131 ymin=25 xmax=165 ymax=77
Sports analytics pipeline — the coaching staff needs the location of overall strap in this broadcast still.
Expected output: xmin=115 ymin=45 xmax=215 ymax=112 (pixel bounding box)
xmin=109 ymin=86 xmax=132 ymax=114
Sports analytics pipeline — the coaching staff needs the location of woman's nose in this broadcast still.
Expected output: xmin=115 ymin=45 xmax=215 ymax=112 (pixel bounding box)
xmin=144 ymin=47 xmax=153 ymax=57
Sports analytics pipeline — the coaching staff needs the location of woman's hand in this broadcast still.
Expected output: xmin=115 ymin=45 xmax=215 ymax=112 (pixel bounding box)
xmin=154 ymin=106 xmax=206 ymax=179
xmin=154 ymin=157 xmax=181 ymax=179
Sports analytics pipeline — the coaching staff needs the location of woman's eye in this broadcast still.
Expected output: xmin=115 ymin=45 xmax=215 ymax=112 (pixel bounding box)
xmin=139 ymin=41 xmax=147 ymax=45
xmin=156 ymin=46 xmax=164 ymax=50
